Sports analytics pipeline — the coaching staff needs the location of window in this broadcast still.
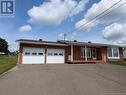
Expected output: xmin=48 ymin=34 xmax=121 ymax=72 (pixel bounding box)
xmin=25 ymin=52 xmax=30 ymax=55
xmin=38 ymin=53 xmax=43 ymax=55
xmin=113 ymin=48 xmax=119 ymax=57
xmin=54 ymin=53 xmax=58 ymax=56
xmin=92 ymin=48 xmax=97 ymax=59
xmin=81 ymin=47 xmax=91 ymax=58
xmin=108 ymin=47 xmax=119 ymax=58
xmin=59 ymin=53 xmax=63 ymax=56
xmin=81 ymin=47 xmax=85 ymax=58
xmin=87 ymin=48 xmax=91 ymax=58
xmin=108 ymin=48 xmax=112 ymax=57
xmin=48 ymin=53 xmax=53 ymax=56
xmin=32 ymin=53 xmax=37 ymax=55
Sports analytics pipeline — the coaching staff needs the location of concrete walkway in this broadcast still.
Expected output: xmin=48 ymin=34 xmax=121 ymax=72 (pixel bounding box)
xmin=0 ymin=64 xmax=126 ymax=95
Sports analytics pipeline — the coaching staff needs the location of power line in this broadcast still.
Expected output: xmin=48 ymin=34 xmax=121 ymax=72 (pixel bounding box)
xmin=76 ymin=1 xmax=126 ymax=33
xmin=97 ymin=2 xmax=126 ymax=22
xmin=74 ymin=0 xmax=122 ymax=32
xmin=64 ymin=0 xmax=123 ymax=38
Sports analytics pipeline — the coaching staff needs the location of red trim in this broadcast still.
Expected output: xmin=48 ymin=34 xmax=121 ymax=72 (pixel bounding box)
xmin=18 ymin=44 xmax=23 ymax=64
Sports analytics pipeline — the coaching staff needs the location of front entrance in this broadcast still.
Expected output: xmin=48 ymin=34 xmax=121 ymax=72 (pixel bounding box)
xmin=81 ymin=47 xmax=97 ymax=61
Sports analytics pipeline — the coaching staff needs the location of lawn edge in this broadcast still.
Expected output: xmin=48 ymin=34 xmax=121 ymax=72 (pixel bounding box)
xmin=0 ymin=65 xmax=17 ymax=78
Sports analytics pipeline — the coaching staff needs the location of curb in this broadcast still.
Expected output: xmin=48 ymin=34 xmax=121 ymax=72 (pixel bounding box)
xmin=0 ymin=65 xmax=18 ymax=78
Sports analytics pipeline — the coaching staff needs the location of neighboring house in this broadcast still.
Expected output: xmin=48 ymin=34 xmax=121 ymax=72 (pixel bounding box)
xmin=16 ymin=39 xmax=124 ymax=64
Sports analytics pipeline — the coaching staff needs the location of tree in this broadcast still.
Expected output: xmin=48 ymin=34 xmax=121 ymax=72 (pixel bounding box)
xmin=10 ymin=50 xmax=18 ymax=55
xmin=0 ymin=38 xmax=9 ymax=55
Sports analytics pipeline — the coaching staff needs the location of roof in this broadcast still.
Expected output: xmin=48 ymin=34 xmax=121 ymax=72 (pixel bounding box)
xmin=58 ymin=40 xmax=123 ymax=47
xmin=16 ymin=39 xmax=68 ymax=46
xmin=16 ymin=39 xmax=123 ymax=47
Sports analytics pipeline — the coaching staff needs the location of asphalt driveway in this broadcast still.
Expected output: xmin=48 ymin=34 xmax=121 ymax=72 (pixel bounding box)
xmin=0 ymin=64 xmax=126 ymax=95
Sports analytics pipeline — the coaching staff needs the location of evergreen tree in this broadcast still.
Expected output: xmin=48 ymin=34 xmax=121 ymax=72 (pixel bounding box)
xmin=0 ymin=38 xmax=9 ymax=55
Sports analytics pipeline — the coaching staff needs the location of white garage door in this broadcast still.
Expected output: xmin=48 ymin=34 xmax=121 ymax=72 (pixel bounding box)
xmin=22 ymin=47 xmax=45 ymax=64
xmin=47 ymin=49 xmax=65 ymax=64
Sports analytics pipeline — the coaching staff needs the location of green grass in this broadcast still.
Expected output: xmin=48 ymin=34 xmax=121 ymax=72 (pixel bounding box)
xmin=0 ymin=55 xmax=17 ymax=74
xmin=109 ymin=60 xmax=126 ymax=66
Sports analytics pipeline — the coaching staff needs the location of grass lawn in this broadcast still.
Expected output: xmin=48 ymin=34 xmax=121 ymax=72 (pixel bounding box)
xmin=109 ymin=61 xmax=126 ymax=66
xmin=0 ymin=55 xmax=17 ymax=75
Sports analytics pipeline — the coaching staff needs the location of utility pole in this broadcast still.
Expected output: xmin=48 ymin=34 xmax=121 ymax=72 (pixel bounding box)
xmin=64 ymin=33 xmax=67 ymax=41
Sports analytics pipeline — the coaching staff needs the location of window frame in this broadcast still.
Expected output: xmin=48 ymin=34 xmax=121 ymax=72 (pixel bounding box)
xmin=38 ymin=53 xmax=44 ymax=56
xmin=24 ymin=52 xmax=30 ymax=55
xmin=81 ymin=47 xmax=85 ymax=58
xmin=87 ymin=48 xmax=91 ymax=58
xmin=59 ymin=53 xmax=63 ymax=56
xmin=48 ymin=53 xmax=53 ymax=56
xmin=32 ymin=52 xmax=37 ymax=55
xmin=108 ymin=47 xmax=119 ymax=59
xmin=54 ymin=53 xmax=58 ymax=56
xmin=81 ymin=47 xmax=92 ymax=59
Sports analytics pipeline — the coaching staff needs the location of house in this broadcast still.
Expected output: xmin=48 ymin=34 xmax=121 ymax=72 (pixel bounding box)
xmin=16 ymin=39 xmax=124 ymax=64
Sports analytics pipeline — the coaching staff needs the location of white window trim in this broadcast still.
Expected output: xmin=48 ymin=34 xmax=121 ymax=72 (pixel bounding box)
xmin=85 ymin=46 xmax=87 ymax=61
xmin=81 ymin=47 xmax=85 ymax=58
xmin=108 ymin=47 xmax=120 ymax=59
xmin=108 ymin=57 xmax=120 ymax=59
xmin=81 ymin=47 xmax=93 ymax=59
xmin=87 ymin=48 xmax=91 ymax=58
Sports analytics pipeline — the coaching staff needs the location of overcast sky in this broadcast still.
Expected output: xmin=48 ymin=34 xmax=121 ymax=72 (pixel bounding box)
xmin=0 ymin=0 xmax=126 ymax=51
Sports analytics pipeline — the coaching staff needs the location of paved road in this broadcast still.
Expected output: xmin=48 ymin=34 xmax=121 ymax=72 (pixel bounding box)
xmin=0 ymin=64 xmax=126 ymax=95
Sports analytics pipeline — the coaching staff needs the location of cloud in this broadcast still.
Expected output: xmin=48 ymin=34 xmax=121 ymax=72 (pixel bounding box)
xmin=75 ymin=0 xmax=126 ymax=31
xmin=75 ymin=19 xmax=97 ymax=31
xmin=19 ymin=25 xmax=32 ymax=32
xmin=28 ymin=0 xmax=88 ymax=26
xmin=69 ymin=0 xmax=89 ymax=17
xmin=102 ymin=23 xmax=126 ymax=44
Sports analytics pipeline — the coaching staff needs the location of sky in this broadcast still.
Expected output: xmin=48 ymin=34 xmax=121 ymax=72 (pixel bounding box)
xmin=0 ymin=0 xmax=126 ymax=51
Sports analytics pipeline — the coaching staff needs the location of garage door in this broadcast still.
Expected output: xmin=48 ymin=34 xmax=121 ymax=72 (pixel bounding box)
xmin=47 ymin=49 xmax=65 ymax=64
xmin=22 ymin=47 xmax=45 ymax=64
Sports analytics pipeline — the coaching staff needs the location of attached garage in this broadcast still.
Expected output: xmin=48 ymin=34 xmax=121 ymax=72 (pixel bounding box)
xmin=22 ymin=47 xmax=65 ymax=64
xmin=17 ymin=39 xmax=68 ymax=64
xmin=47 ymin=49 xmax=65 ymax=64
xmin=22 ymin=47 xmax=45 ymax=64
